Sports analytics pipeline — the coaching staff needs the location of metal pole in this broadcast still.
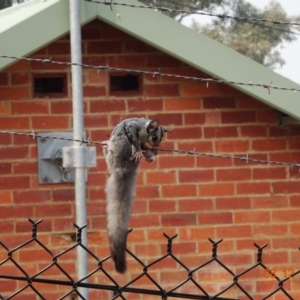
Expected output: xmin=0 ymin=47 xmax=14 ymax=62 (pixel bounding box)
xmin=69 ymin=0 xmax=89 ymax=298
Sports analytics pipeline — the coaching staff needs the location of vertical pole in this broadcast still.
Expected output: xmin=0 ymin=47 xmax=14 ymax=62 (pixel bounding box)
xmin=69 ymin=1 xmax=89 ymax=298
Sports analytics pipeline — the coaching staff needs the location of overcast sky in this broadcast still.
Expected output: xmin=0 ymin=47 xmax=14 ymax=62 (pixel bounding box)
xmin=183 ymin=1 xmax=300 ymax=84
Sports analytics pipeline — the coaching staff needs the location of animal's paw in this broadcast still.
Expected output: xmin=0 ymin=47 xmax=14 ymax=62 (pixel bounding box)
xmin=102 ymin=140 xmax=110 ymax=148
xmin=130 ymin=150 xmax=144 ymax=162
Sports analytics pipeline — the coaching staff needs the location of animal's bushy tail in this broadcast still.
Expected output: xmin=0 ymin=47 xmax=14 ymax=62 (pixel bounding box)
xmin=105 ymin=170 xmax=137 ymax=273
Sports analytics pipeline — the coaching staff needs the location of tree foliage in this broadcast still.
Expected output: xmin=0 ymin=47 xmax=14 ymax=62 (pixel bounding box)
xmin=139 ymin=0 xmax=227 ymax=22
xmin=192 ymin=0 xmax=300 ymax=69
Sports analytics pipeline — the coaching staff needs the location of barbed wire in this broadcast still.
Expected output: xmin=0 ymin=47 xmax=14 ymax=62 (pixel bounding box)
xmin=85 ymin=0 xmax=300 ymax=27
xmin=1 ymin=130 xmax=300 ymax=170
xmin=1 ymin=55 xmax=299 ymax=93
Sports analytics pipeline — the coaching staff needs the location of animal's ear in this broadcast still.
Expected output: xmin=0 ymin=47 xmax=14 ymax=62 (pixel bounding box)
xmin=148 ymin=119 xmax=160 ymax=131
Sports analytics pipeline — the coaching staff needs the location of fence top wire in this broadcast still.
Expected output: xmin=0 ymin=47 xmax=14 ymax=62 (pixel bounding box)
xmin=85 ymin=0 xmax=300 ymax=27
xmin=1 ymin=129 xmax=300 ymax=170
xmin=1 ymin=55 xmax=300 ymax=93
xmin=0 ymin=219 xmax=299 ymax=300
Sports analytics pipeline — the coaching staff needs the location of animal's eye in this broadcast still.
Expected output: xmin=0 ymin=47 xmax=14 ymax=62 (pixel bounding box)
xmin=152 ymin=135 xmax=158 ymax=142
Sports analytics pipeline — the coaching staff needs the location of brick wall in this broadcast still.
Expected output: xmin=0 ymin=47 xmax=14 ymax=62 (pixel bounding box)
xmin=0 ymin=19 xmax=300 ymax=299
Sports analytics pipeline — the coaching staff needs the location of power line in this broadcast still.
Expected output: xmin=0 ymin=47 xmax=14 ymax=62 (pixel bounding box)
xmin=1 ymin=130 xmax=299 ymax=170
xmin=0 ymin=55 xmax=299 ymax=93
xmin=85 ymin=0 xmax=300 ymax=27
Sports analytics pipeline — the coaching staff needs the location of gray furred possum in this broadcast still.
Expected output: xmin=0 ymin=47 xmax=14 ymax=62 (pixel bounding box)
xmin=103 ymin=118 xmax=171 ymax=273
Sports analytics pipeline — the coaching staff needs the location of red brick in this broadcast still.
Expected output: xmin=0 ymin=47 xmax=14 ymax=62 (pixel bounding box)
xmin=11 ymin=101 xmax=49 ymax=115
xmin=0 ymin=220 xmax=14 ymax=233
xmin=124 ymin=41 xmax=156 ymax=53
xmin=252 ymin=196 xmax=288 ymax=209
xmin=273 ymin=182 xmax=300 ymax=194
xmin=177 ymin=141 xmax=213 ymax=153
xmin=0 ymin=103 xmax=10 ymax=115
xmin=216 ymin=197 xmax=251 ymax=210
xmin=178 ymin=198 xmax=213 ymax=211
xmin=11 ymin=73 xmax=30 ymax=85
xmin=238 ymin=97 xmax=268 ymax=109
xmin=149 ymin=200 xmax=176 ymax=212
xmin=203 ymin=97 xmax=236 ymax=109
xmin=87 ymin=69 xmax=106 ymax=84
xmin=108 ymin=55 xmax=146 ymax=68
xmin=147 ymin=54 xmax=181 ymax=68
xmin=233 ymin=153 xmax=269 ymax=166
xmin=253 ymin=167 xmax=287 ymax=180
xmin=0 ymin=73 xmax=9 ymax=85
xmin=136 ymin=186 xmax=159 ymax=199
xmin=253 ymin=225 xmax=288 ymax=237
xmin=221 ymin=111 xmax=256 ymax=123
xmin=167 ymin=127 xmax=202 ymax=139
xmin=31 ymin=57 xmax=70 ymax=71
xmin=5 ymin=60 xmax=30 ymax=71
xmin=165 ymin=98 xmax=200 ymax=111
xmin=48 ymin=41 xmax=72 ymax=54
xmin=146 ymin=170 xmax=176 ymax=184
xmin=14 ymin=190 xmax=51 ymax=204
xmin=128 ymin=99 xmax=163 ymax=112
xmin=197 ymin=156 xmax=233 ymax=168
xmin=0 ymin=205 xmax=33 ymax=218
xmin=290 ymin=196 xmax=300 ymax=207
xmin=217 ymin=169 xmax=251 ymax=181
xmin=199 ymin=183 xmax=234 ymax=197
xmin=237 ymin=182 xmax=270 ymax=195
xmin=269 ymin=152 xmax=300 ymax=164
xmin=13 ymin=161 xmax=37 ymax=174
xmin=272 ymin=237 xmax=300 ymax=249
xmin=19 ymin=249 xmax=53 ymax=263
xmin=215 ymin=140 xmax=249 ymax=152
xmin=272 ymin=210 xmax=300 ymax=222
xmin=84 ymin=86 xmax=106 ymax=97
xmin=181 ymin=83 xmax=220 ymax=96
xmin=0 ymin=191 xmax=12 ymax=204
xmin=84 ymin=115 xmax=109 ymax=128
xmin=216 ymin=225 xmax=252 ymax=238
xmin=87 ymin=41 xmax=123 ymax=54
xmin=257 ymin=110 xmax=278 ymax=123
xmin=234 ymin=211 xmax=270 ymax=223
xmin=159 ymin=156 xmax=195 ymax=169
xmin=183 ymin=113 xmax=205 ymax=125
xmin=269 ymin=126 xmax=289 ymax=137
xmin=130 ymin=215 xmax=160 ymax=227
xmin=145 ymin=84 xmax=179 ymax=97
xmin=0 ymin=86 xmax=30 ymax=101
xmin=35 ymin=204 xmax=72 ymax=217
xmin=161 ymin=213 xmax=196 ymax=226
xmin=0 ymin=162 xmax=12 ymax=175
xmin=162 ymin=184 xmax=197 ymax=198
xmin=204 ymin=126 xmax=238 ymax=138
xmin=0 ymin=117 xmax=30 ymax=130
xmin=198 ymin=212 xmax=233 ymax=224
xmin=32 ymin=116 xmax=70 ymax=129
xmin=179 ymin=170 xmax=214 ymax=183
xmin=0 ymin=146 xmax=29 ymax=160
xmin=252 ymin=139 xmax=286 ymax=151
xmin=50 ymin=100 xmax=72 ymax=114
xmin=90 ymin=99 xmax=126 ymax=113
xmin=241 ymin=125 xmax=267 ymax=137
xmin=205 ymin=111 xmax=221 ymax=124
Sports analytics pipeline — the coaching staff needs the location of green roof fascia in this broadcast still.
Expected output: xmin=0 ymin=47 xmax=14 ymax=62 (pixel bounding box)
xmin=0 ymin=0 xmax=97 ymax=71
xmin=94 ymin=0 xmax=300 ymax=120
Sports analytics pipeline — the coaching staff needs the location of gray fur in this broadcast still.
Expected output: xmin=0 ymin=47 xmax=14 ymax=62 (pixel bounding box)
xmin=103 ymin=118 xmax=171 ymax=273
